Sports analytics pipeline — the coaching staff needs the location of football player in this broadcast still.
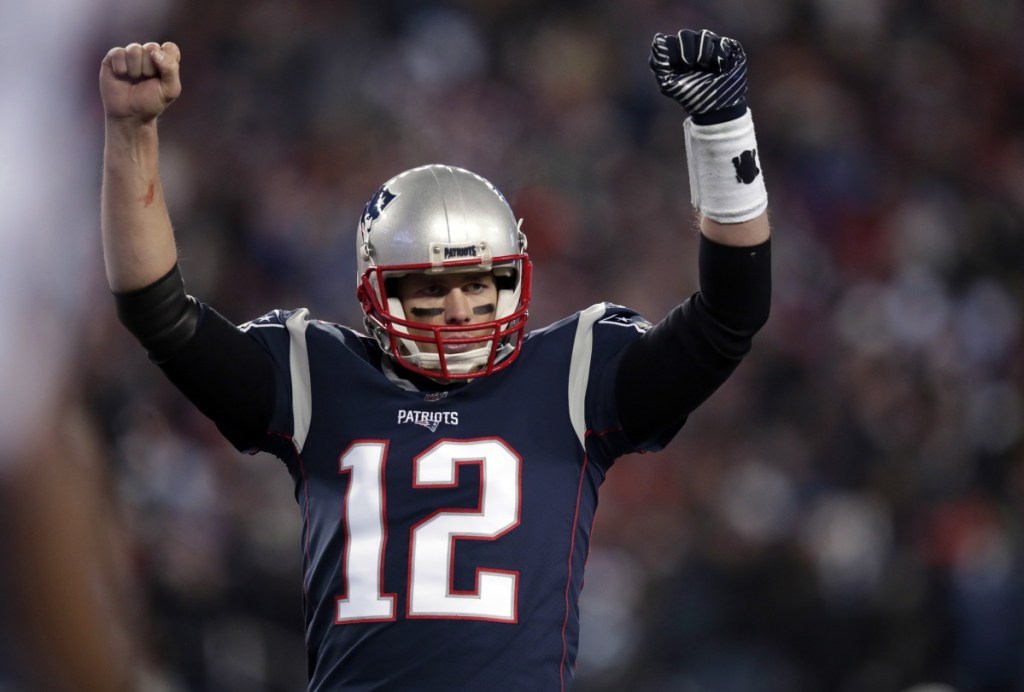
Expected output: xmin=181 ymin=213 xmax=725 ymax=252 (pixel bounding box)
xmin=100 ymin=28 xmax=770 ymax=690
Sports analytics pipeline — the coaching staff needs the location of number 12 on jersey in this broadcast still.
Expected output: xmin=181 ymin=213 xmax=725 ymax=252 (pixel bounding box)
xmin=335 ymin=438 xmax=522 ymax=624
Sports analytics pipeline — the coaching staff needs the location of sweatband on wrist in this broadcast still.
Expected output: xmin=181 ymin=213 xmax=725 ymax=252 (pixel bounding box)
xmin=684 ymin=109 xmax=768 ymax=224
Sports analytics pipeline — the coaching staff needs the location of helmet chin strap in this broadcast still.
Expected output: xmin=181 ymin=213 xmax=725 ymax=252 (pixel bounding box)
xmin=404 ymin=342 xmax=514 ymax=378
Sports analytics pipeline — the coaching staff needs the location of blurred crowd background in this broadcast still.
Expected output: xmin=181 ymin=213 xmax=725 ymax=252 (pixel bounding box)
xmin=3 ymin=0 xmax=1024 ymax=690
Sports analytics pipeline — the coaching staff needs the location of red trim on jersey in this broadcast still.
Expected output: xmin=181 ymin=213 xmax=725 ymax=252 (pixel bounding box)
xmin=560 ymin=442 xmax=592 ymax=692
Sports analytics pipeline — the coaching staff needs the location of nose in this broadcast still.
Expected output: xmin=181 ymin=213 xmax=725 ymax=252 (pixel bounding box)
xmin=444 ymin=288 xmax=472 ymax=325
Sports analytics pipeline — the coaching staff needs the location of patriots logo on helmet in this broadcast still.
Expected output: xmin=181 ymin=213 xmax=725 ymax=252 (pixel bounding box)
xmin=363 ymin=185 xmax=398 ymax=226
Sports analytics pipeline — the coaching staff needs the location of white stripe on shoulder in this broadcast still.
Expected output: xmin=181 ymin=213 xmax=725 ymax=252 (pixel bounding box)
xmin=568 ymin=303 xmax=609 ymax=450
xmin=285 ymin=309 xmax=313 ymax=452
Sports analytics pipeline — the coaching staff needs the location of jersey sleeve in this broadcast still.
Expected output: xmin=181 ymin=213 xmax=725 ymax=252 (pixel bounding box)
xmin=235 ymin=309 xmax=312 ymax=456
xmin=565 ymin=304 xmax=673 ymax=468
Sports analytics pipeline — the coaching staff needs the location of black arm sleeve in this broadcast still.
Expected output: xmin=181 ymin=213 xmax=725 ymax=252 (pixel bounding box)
xmin=158 ymin=304 xmax=277 ymax=450
xmin=113 ymin=265 xmax=200 ymax=364
xmin=113 ymin=265 xmax=276 ymax=450
xmin=615 ymin=234 xmax=771 ymax=448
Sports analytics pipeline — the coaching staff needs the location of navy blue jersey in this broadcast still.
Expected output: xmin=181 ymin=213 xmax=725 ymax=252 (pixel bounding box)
xmin=237 ymin=303 xmax=678 ymax=691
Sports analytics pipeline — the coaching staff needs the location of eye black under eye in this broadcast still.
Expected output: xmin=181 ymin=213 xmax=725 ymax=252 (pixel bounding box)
xmin=410 ymin=307 xmax=445 ymax=317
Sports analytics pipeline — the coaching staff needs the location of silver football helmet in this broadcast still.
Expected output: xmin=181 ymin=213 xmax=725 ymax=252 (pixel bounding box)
xmin=356 ymin=164 xmax=531 ymax=380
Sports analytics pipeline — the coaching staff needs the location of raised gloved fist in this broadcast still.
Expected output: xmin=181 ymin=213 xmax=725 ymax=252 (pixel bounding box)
xmin=649 ymin=29 xmax=748 ymax=123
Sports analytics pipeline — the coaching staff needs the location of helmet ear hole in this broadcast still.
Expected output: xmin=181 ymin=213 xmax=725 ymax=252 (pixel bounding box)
xmin=494 ymin=272 xmax=516 ymax=292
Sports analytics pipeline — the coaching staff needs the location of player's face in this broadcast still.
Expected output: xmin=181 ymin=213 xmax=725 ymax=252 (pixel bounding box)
xmin=396 ymin=272 xmax=499 ymax=355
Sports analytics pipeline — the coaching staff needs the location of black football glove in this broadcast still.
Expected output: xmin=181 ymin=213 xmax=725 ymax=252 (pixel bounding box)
xmin=649 ymin=29 xmax=749 ymax=124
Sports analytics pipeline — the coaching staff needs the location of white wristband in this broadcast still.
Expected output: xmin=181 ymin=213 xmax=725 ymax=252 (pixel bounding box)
xmin=683 ymin=109 xmax=768 ymax=224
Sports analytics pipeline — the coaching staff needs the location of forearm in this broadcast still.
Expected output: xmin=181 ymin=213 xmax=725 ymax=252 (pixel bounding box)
xmin=615 ymin=234 xmax=771 ymax=446
xmin=101 ymin=119 xmax=178 ymax=291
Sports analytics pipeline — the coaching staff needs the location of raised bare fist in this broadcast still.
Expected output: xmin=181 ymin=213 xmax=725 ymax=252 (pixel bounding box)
xmin=99 ymin=42 xmax=181 ymax=123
